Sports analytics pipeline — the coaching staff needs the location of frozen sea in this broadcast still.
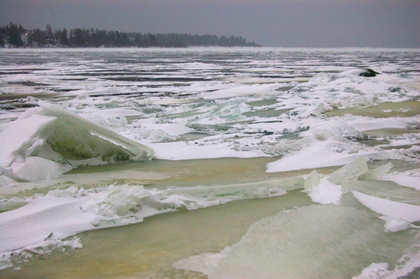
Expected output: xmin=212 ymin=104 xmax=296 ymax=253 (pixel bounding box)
xmin=0 ymin=47 xmax=419 ymax=278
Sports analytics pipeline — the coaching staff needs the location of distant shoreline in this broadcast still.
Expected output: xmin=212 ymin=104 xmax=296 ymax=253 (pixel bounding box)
xmin=0 ymin=22 xmax=260 ymax=49
xmin=1 ymin=46 xmax=419 ymax=52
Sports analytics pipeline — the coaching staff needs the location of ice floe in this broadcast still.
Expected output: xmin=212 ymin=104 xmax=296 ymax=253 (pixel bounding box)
xmin=174 ymin=204 xmax=418 ymax=279
xmin=0 ymin=176 xmax=301 ymax=269
xmin=0 ymin=102 xmax=154 ymax=183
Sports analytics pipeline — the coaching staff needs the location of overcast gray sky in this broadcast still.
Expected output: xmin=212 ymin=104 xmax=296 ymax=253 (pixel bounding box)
xmin=0 ymin=0 xmax=419 ymax=47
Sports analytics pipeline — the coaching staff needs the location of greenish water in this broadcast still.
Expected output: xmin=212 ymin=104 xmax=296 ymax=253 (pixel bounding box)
xmin=325 ymin=101 xmax=420 ymax=118
xmin=0 ymin=190 xmax=313 ymax=278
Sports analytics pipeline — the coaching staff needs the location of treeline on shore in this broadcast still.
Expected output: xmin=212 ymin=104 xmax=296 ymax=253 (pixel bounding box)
xmin=0 ymin=22 xmax=260 ymax=48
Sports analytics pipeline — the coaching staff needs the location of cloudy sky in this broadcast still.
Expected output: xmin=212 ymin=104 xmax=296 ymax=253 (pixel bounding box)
xmin=1 ymin=0 xmax=419 ymax=47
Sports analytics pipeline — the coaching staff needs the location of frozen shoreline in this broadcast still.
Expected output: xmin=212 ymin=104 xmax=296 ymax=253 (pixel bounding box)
xmin=0 ymin=48 xmax=419 ymax=278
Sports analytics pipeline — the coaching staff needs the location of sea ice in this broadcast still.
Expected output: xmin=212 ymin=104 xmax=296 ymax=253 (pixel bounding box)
xmin=174 ymin=205 xmax=413 ymax=279
xmin=0 ymin=102 xmax=154 ymax=183
xmin=383 ymin=171 xmax=420 ymax=190
xmin=303 ymin=171 xmax=342 ymax=205
xmin=328 ymin=156 xmax=369 ymax=184
xmin=0 ymin=47 xmax=419 ymax=277
xmin=199 ymin=83 xmax=279 ymax=99
xmin=266 ymin=138 xmax=384 ymax=173
xmin=0 ymin=177 xmax=301 ymax=268
xmin=352 ymin=190 xmax=420 ymax=231
xmin=148 ymin=140 xmax=265 ymax=160
xmin=12 ymin=156 xmax=71 ymax=181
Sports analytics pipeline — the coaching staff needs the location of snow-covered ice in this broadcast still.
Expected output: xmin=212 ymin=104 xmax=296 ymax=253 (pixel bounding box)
xmin=0 ymin=48 xmax=418 ymax=277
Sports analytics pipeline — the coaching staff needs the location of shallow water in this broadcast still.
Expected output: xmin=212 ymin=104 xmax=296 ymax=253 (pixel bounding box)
xmin=1 ymin=190 xmax=313 ymax=278
xmin=0 ymin=48 xmax=419 ymax=278
xmin=325 ymin=100 xmax=420 ymax=118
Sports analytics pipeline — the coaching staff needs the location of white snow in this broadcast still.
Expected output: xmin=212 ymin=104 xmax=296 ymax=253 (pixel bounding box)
xmin=0 ymin=103 xmax=154 ymax=183
xmin=199 ymin=84 xmax=279 ymax=99
xmin=304 ymin=172 xmax=342 ymax=205
xmin=149 ymin=141 xmax=264 ymax=160
xmin=0 ymin=113 xmax=56 ymax=167
xmin=266 ymin=139 xmax=385 ymax=173
xmin=0 ymin=179 xmax=293 ymax=263
xmin=1 ymin=48 xmax=419 ymax=276
xmin=352 ymin=190 xmax=420 ymax=231
xmin=383 ymin=171 xmax=420 ymax=190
